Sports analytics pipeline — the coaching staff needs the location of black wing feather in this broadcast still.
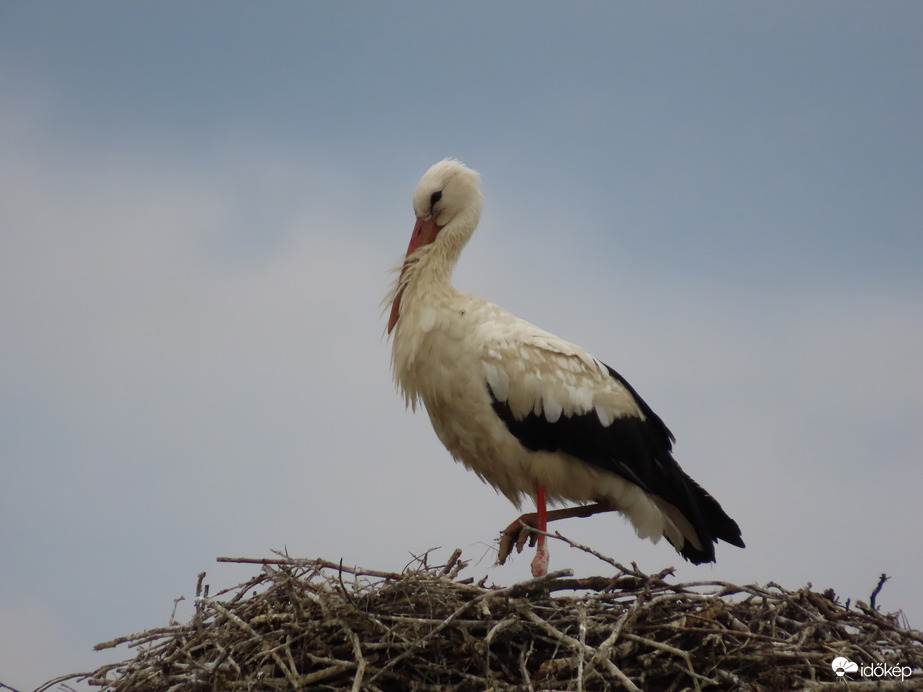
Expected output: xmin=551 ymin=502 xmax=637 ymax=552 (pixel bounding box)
xmin=487 ymin=362 xmax=744 ymax=563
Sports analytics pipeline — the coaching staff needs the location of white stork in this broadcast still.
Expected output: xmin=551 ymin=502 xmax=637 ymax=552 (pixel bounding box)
xmin=385 ymin=159 xmax=744 ymax=577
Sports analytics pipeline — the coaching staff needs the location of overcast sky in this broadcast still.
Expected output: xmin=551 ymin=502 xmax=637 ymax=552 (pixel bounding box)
xmin=2 ymin=3 xmax=922 ymax=689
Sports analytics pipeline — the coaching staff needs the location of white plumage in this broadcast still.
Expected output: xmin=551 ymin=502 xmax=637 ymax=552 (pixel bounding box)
xmin=386 ymin=159 xmax=743 ymax=575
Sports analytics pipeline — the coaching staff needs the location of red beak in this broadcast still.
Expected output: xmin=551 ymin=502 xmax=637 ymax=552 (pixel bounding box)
xmin=387 ymin=217 xmax=442 ymax=334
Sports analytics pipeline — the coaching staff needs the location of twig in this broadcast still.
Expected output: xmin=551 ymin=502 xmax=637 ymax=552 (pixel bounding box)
xmin=440 ymin=547 xmax=464 ymax=576
xmin=870 ymin=573 xmax=890 ymax=611
xmin=217 ymin=555 xmax=405 ymax=580
xmin=548 ymin=529 xmax=672 ymax=583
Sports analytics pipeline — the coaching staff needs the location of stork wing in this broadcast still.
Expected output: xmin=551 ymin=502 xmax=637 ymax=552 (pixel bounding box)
xmin=479 ymin=321 xmax=744 ymax=563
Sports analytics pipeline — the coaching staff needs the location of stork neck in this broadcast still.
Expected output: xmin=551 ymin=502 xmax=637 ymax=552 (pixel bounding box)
xmin=411 ymin=212 xmax=477 ymax=291
xmin=414 ymin=243 xmax=459 ymax=288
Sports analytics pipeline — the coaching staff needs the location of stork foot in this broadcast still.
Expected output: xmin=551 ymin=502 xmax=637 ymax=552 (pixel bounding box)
xmin=497 ymin=513 xmax=540 ymax=566
xmin=531 ymin=542 xmax=550 ymax=577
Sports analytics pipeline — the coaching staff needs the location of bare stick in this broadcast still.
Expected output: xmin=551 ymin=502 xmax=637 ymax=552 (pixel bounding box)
xmin=870 ymin=573 xmax=889 ymax=611
xmin=217 ymin=555 xmax=405 ymax=580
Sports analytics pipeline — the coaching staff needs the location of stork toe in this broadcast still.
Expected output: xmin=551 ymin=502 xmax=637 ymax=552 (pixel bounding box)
xmin=497 ymin=514 xmax=539 ymax=565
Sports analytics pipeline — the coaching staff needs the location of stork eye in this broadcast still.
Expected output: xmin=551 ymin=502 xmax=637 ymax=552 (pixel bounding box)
xmin=429 ymin=190 xmax=443 ymax=210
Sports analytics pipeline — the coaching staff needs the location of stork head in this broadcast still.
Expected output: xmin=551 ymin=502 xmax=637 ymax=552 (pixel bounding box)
xmin=387 ymin=159 xmax=483 ymax=333
xmin=412 ymin=158 xmax=483 ymax=229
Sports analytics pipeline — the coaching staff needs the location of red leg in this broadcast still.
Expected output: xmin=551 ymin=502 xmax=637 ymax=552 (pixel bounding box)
xmin=531 ymin=484 xmax=549 ymax=577
xmin=536 ymin=484 xmax=548 ymax=533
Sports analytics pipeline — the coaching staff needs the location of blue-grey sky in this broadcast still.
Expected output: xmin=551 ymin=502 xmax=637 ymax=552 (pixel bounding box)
xmin=2 ymin=3 xmax=921 ymax=688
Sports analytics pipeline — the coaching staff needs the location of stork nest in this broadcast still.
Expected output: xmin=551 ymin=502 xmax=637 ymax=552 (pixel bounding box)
xmin=41 ymin=538 xmax=922 ymax=691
